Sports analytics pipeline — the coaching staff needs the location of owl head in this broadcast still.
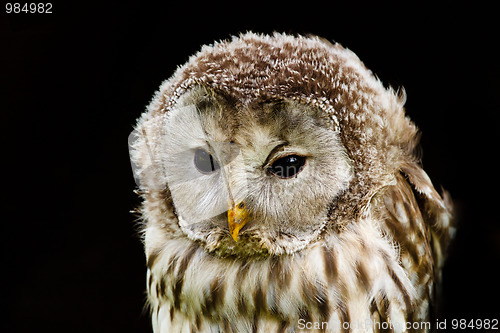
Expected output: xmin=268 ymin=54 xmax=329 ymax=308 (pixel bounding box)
xmin=130 ymin=32 xmax=418 ymax=257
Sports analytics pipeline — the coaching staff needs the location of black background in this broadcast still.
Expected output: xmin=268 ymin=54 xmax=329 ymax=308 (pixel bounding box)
xmin=2 ymin=2 xmax=499 ymax=332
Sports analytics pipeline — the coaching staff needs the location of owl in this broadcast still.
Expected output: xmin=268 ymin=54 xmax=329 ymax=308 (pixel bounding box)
xmin=129 ymin=33 xmax=454 ymax=332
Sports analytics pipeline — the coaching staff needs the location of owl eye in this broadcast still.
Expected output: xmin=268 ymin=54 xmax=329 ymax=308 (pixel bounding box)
xmin=194 ymin=149 xmax=220 ymax=174
xmin=268 ymin=155 xmax=306 ymax=179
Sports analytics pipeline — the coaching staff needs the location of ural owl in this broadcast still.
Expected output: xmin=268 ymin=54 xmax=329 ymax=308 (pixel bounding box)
xmin=129 ymin=33 xmax=454 ymax=332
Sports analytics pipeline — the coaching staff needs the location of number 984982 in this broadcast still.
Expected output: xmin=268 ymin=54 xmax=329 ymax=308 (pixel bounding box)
xmin=6 ymin=3 xmax=52 ymax=14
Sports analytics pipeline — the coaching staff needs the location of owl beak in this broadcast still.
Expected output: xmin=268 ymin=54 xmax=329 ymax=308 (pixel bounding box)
xmin=228 ymin=202 xmax=250 ymax=242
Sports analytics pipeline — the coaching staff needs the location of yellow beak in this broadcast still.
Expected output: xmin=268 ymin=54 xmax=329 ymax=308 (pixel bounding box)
xmin=227 ymin=202 xmax=250 ymax=242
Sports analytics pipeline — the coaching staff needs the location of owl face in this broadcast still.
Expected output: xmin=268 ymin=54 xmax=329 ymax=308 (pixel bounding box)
xmin=151 ymin=86 xmax=353 ymax=256
xmin=131 ymin=33 xmax=418 ymax=258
